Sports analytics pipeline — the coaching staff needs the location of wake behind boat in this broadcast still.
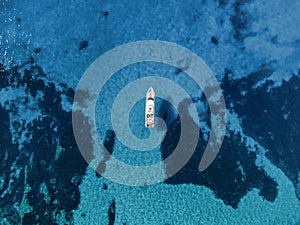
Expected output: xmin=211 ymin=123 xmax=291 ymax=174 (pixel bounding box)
xmin=145 ymin=87 xmax=155 ymax=128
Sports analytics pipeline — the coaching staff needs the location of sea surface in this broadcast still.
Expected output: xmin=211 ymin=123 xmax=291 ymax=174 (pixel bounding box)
xmin=0 ymin=0 xmax=300 ymax=224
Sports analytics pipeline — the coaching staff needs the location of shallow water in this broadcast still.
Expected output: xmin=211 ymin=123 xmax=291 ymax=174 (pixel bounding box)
xmin=1 ymin=0 xmax=300 ymax=224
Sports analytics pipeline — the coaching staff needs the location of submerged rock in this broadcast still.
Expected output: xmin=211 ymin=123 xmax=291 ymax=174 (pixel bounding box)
xmin=0 ymin=63 xmax=89 ymax=224
xmin=161 ymin=68 xmax=300 ymax=208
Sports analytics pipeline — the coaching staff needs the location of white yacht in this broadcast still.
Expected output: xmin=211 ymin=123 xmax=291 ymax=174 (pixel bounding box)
xmin=145 ymin=87 xmax=155 ymax=128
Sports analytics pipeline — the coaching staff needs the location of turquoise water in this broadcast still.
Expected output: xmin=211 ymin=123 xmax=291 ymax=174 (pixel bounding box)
xmin=0 ymin=0 xmax=300 ymax=224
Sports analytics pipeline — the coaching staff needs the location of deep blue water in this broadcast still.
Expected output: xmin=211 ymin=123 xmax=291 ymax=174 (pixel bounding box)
xmin=1 ymin=0 xmax=300 ymax=224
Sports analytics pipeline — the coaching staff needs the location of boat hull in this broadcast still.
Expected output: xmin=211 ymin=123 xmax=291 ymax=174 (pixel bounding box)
xmin=145 ymin=87 xmax=155 ymax=128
